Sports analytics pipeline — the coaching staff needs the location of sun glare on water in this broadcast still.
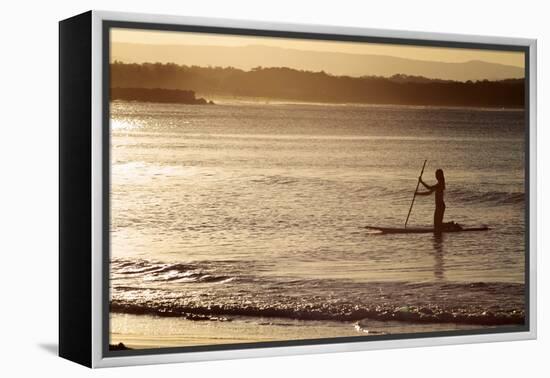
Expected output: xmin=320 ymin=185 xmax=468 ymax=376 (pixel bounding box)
xmin=111 ymin=118 xmax=140 ymax=131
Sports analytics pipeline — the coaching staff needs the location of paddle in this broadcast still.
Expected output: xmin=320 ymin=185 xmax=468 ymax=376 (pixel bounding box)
xmin=405 ymin=160 xmax=427 ymax=228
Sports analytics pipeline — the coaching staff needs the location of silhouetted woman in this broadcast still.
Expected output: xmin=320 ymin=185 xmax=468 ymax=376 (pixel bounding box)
xmin=416 ymin=169 xmax=446 ymax=233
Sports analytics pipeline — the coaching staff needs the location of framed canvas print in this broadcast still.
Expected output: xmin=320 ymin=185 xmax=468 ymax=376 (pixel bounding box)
xmin=59 ymin=10 xmax=537 ymax=368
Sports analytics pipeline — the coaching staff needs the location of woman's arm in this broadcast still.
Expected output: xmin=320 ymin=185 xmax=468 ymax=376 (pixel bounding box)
xmin=415 ymin=190 xmax=433 ymax=196
xmin=419 ymin=177 xmax=430 ymax=189
xmin=419 ymin=177 xmax=437 ymax=191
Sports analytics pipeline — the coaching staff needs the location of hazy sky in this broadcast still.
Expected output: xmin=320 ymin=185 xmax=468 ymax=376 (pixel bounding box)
xmin=111 ymin=28 xmax=525 ymax=68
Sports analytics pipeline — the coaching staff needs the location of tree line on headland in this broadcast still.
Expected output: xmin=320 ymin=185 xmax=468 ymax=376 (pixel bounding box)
xmin=110 ymin=61 xmax=524 ymax=108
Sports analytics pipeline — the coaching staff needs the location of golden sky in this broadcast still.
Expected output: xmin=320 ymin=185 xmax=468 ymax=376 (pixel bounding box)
xmin=112 ymin=28 xmax=524 ymax=67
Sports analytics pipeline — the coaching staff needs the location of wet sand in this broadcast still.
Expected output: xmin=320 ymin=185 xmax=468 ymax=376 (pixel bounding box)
xmin=110 ymin=313 xmax=498 ymax=350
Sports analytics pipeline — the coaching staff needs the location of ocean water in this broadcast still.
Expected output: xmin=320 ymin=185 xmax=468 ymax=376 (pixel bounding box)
xmin=109 ymin=101 xmax=526 ymax=345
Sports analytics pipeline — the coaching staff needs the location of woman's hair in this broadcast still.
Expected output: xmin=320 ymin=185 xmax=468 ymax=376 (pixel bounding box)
xmin=436 ymin=169 xmax=445 ymax=190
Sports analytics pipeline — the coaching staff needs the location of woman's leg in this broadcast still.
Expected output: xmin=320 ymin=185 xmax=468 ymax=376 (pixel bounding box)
xmin=434 ymin=205 xmax=445 ymax=233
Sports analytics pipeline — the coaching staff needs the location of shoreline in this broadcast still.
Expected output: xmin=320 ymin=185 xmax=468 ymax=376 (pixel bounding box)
xmin=111 ymin=97 xmax=525 ymax=112
xmin=110 ymin=312 xmax=510 ymax=350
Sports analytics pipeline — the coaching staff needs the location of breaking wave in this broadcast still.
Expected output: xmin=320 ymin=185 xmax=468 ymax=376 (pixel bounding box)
xmin=110 ymin=258 xmax=525 ymax=326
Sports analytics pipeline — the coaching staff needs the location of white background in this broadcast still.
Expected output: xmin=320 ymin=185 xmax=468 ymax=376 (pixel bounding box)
xmin=0 ymin=0 xmax=547 ymax=376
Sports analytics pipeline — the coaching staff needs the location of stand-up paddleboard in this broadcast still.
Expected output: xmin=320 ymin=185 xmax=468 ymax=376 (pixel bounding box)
xmin=365 ymin=225 xmax=489 ymax=234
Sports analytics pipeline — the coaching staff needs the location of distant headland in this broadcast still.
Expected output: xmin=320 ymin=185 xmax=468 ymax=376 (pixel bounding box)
xmin=110 ymin=62 xmax=524 ymax=108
